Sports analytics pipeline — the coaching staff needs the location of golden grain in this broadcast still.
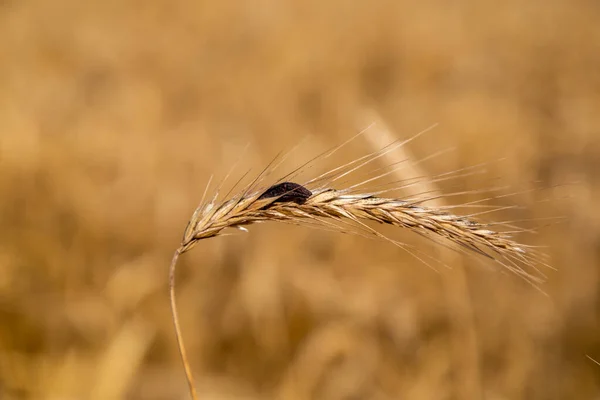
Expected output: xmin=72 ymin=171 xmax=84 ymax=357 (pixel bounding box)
xmin=170 ymin=146 xmax=545 ymax=399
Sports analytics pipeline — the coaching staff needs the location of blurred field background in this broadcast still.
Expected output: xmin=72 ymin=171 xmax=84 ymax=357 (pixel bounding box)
xmin=1 ymin=0 xmax=600 ymax=399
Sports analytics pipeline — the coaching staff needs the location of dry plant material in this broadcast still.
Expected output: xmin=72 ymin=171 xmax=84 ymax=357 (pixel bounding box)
xmin=168 ymin=130 xmax=549 ymax=399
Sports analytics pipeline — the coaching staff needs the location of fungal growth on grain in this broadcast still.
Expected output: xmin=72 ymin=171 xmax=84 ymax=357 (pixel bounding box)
xmin=169 ymin=128 xmax=550 ymax=400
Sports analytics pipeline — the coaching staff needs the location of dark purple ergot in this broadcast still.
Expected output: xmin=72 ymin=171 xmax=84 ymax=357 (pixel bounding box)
xmin=258 ymin=182 xmax=312 ymax=205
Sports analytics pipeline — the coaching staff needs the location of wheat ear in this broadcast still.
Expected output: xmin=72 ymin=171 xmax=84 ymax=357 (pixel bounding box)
xmin=170 ymin=177 xmax=543 ymax=398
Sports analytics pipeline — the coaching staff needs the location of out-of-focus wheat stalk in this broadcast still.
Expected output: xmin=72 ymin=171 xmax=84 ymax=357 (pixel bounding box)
xmin=169 ymin=130 xmax=547 ymax=399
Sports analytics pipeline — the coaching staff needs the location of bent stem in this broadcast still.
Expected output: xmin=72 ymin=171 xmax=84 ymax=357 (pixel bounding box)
xmin=169 ymin=249 xmax=198 ymax=400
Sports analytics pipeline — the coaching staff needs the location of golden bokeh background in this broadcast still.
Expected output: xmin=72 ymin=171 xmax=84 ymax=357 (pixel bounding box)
xmin=1 ymin=0 xmax=599 ymax=399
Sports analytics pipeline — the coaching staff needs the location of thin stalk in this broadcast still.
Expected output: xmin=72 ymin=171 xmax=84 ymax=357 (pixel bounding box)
xmin=169 ymin=249 xmax=198 ymax=400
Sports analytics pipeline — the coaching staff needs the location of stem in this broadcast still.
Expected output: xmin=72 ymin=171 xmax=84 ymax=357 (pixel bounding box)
xmin=169 ymin=249 xmax=199 ymax=400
